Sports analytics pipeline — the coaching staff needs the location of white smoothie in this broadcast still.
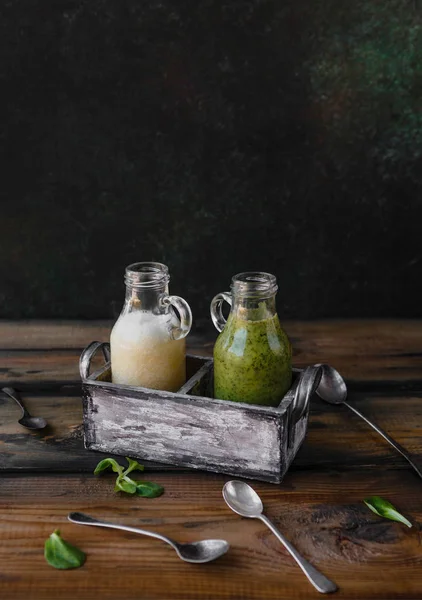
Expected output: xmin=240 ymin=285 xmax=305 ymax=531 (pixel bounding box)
xmin=110 ymin=311 xmax=186 ymax=391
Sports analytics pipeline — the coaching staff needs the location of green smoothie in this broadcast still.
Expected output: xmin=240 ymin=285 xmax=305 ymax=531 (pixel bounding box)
xmin=213 ymin=312 xmax=292 ymax=406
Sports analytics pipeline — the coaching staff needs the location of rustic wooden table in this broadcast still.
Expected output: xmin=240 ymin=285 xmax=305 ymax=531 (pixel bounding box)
xmin=1 ymin=320 xmax=421 ymax=600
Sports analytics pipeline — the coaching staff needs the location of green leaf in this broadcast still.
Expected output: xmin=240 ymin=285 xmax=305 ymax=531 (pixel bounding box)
xmin=93 ymin=457 xmax=163 ymax=498
xmin=114 ymin=474 xmax=137 ymax=494
xmin=44 ymin=530 xmax=86 ymax=569
xmin=135 ymin=481 xmax=164 ymax=498
xmin=124 ymin=457 xmax=145 ymax=476
xmin=364 ymin=496 xmax=412 ymax=528
xmin=94 ymin=458 xmax=123 ymax=476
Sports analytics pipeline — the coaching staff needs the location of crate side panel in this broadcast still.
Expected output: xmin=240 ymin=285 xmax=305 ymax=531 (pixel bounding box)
xmin=290 ymin=412 xmax=309 ymax=460
xmin=280 ymin=410 xmax=309 ymax=479
xmin=85 ymin=386 xmax=281 ymax=481
xmin=82 ymin=383 xmax=97 ymax=447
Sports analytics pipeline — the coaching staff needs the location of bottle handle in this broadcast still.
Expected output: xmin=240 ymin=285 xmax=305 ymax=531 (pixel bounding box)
xmin=162 ymin=295 xmax=192 ymax=340
xmin=210 ymin=292 xmax=232 ymax=332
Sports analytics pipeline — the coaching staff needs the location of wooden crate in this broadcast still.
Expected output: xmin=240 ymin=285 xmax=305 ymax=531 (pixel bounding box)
xmin=80 ymin=341 xmax=315 ymax=483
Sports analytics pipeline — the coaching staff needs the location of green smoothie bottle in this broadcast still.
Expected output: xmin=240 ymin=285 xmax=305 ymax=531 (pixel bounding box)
xmin=210 ymin=272 xmax=292 ymax=406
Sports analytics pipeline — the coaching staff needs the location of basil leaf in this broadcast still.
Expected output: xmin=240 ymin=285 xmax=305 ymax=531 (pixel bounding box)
xmin=114 ymin=474 xmax=137 ymax=494
xmin=44 ymin=530 xmax=86 ymax=569
xmin=94 ymin=458 xmax=123 ymax=475
xmin=124 ymin=457 xmax=144 ymax=476
xmin=364 ymin=496 xmax=412 ymax=528
xmin=135 ymin=481 xmax=164 ymax=498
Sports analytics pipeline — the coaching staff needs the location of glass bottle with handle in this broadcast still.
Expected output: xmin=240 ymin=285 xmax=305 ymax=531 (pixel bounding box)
xmin=210 ymin=272 xmax=292 ymax=406
xmin=110 ymin=262 xmax=192 ymax=392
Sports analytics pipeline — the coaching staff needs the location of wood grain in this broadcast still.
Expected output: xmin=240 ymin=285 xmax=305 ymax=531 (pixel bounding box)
xmin=0 ymin=319 xmax=421 ymax=385
xmin=1 ymin=390 xmax=421 ymax=473
xmin=0 ymin=349 xmax=208 ymax=390
xmin=0 ymin=349 xmax=82 ymax=389
xmin=288 ymin=320 xmax=422 ymax=386
xmin=0 ymin=470 xmax=421 ymax=600
xmin=0 ymin=320 xmax=215 ymax=357
xmin=0 ymin=320 xmax=112 ymax=350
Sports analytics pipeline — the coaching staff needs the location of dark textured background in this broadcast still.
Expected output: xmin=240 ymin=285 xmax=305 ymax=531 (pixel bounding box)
xmin=1 ymin=0 xmax=421 ymax=324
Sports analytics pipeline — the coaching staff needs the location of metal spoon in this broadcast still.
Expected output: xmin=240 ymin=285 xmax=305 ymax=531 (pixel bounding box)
xmin=68 ymin=512 xmax=229 ymax=564
xmin=1 ymin=386 xmax=47 ymax=430
xmin=223 ymin=481 xmax=337 ymax=594
xmin=315 ymin=363 xmax=422 ymax=480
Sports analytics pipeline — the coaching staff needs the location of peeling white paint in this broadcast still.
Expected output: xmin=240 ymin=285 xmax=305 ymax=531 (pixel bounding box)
xmin=82 ymin=360 xmax=309 ymax=484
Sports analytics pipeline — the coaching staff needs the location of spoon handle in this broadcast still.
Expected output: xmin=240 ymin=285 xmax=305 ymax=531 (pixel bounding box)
xmin=343 ymin=401 xmax=422 ymax=479
xmin=259 ymin=515 xmax=337 ymax=594
xmin=2 ymin=387 xmax=30 ymax=418
xmin=68 ymin=512 xmax=176 ymax=549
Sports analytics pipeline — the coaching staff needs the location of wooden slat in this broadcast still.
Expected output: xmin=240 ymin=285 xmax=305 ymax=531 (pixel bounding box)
xmin=1 ymin=319 xmax=421 ymax=352
xmin=0 ymin=350 xmax=82 ymax=389
xmin=0 ymin=349 xmax=216 ymax=390
xmin=0 ymin=320 xmax=211 ymax=356
xmin=0 ymin=320 xmax=112 ymax=350
xmin=1 ymin=390 xmax=421 ymax=473
xmin=0 ymin=470 xmax=421 ymax=600
xmin=0 ymin=320 xmax=421 ymax=387
xmin=288 ymin=320 xmax=422 ymax=385
xmin=0 ymin=349 xmax=208 ymax=391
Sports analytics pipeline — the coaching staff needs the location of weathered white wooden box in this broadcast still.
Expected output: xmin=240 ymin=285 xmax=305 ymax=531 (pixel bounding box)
xmin=80 ymin=341 xmax=318 ymax=483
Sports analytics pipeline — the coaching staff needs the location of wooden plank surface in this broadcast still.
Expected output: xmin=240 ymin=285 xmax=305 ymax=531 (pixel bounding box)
xmin=1 ymin=390 xmax=422 ymax=473
xmin=1 ymin=470 xmax=421 ymax=600
xmin=0 ymin=320 xmax=421 ymax=385
xmin=0 ymin=320 xmax=422 ymax=600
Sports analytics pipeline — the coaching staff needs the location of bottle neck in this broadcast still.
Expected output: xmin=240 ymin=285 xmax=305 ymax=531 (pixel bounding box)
xmin=230 ymin=271 xmax=278 ymax=321
xmin=121 ymin=261 xmax=170 ymax=315
xmin=231 ymin=294 xmax=277 ymax=321
xmin=123 ymin=283 xmax=169 ymax=314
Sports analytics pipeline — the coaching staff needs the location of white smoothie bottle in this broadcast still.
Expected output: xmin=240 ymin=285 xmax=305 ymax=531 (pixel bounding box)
xmin=110 ymin=262 xmax=192 ymax=391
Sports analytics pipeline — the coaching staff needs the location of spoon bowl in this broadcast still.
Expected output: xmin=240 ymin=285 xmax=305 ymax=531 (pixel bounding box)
xmin=175 ymin=539 xmax=230 ymax=563
xmin=314 ymin=364 xmax=347 ymax=404
xmin=18 ymin=415 xmax=48 ymax=429
xmin=222 ymin=479 xmax=263 ymax=518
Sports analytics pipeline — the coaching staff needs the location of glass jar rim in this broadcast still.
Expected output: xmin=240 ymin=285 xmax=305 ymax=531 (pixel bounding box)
xmin=125 ymin=262 xmax=170 ymax=289
xmin=231 ymin=271 xmax=278 ymax=298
